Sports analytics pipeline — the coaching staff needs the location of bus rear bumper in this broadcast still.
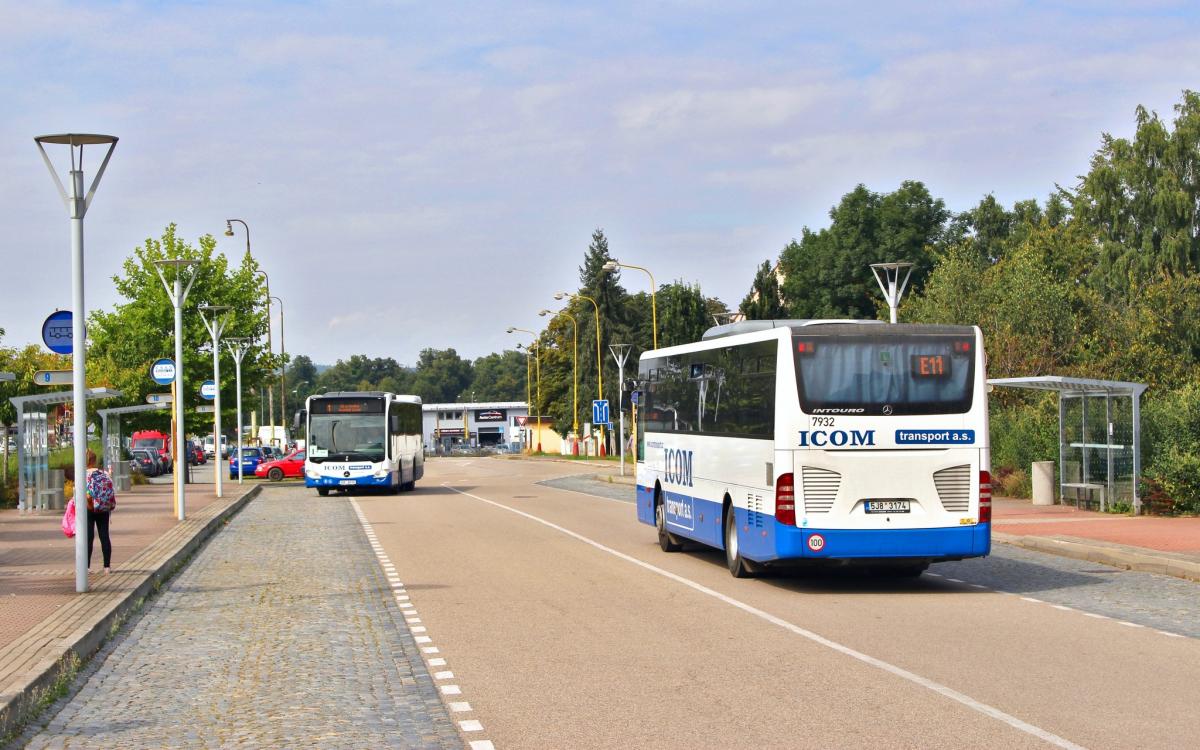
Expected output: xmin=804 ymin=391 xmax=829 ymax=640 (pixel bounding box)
xmin=766 ymin=521 xmax=991 ymax=562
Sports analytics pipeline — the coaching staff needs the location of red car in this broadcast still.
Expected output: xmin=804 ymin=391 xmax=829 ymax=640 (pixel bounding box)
xmin=255 ymin=450 xmax=305 ymax=481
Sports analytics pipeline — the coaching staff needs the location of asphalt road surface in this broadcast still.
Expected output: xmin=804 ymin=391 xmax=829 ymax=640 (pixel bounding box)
xmin=353 ymin=458 xmax=1200 ymax=750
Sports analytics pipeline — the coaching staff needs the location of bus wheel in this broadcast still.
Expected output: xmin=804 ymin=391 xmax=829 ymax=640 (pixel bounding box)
xmin=724 ymin=509 xmax=759 ymax=578
xmin=317 ymin=488 xmax=330 ymax=497
xmin=655 ymin=496 xmax=683 ymax=552
xmin=268 ymin=467 xmax=284 ymax=482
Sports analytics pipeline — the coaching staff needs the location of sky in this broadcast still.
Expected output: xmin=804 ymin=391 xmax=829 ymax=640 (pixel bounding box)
xmin=2 ymin=0 xmax=1199 ymax=366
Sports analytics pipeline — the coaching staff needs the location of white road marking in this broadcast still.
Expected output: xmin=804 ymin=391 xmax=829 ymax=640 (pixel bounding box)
xmin=460 ymin=720 xmax=484 ymax=732
xmin=448 ymin=701 xmax=472 ymax=712
xmin=1020 ymin=597 xmax=1044 ymax=604
xmin=469 ymin=741 xmax=496 ymax=750
xmin=434 ymin=670 xmax=455 ymax=679
xmin=440 ymin=684 xmax=462 ymax=695
xmin=1158 ymin=631 xmax=1184 ymax=638
xmin=412 ymin=626 xmax=428 ymax=633
xmin=445 ymin=484 xmax=1088 ymax=750
xmin=1051 ymin=605 xmax=1073 ymax=612
xmin=422 ymin=646 xmax=440 ymax=654
xmin=968 ymin=584 xmax=988 ymax=590
xmin=407 ymin=618 xmax=422 ymax=624
xmin=416 ymin=635 xmax=433 ymax=643
xmin=1082 ymin=612 xmax=1108 ymax=619
xmin=1118 ymin=621 xmax=1144 ymax=628
xmin=429 ymin=657 xmax=447 ymax=666
xmin=925 ymin=572 xmax=943 ymax=577
xmin=946 ymin=578 xmax=964 ymax=583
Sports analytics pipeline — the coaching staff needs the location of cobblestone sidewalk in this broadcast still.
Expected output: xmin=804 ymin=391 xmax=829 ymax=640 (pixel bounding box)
xmin=22 ymin=489 xmax=463 ymax=749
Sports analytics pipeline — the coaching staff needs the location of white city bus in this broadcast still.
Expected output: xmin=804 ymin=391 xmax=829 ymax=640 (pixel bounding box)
xmin=634 ymin=320 xmax=990 ymax=577
xmin=303 ymin=391 xmax=424 ymax=496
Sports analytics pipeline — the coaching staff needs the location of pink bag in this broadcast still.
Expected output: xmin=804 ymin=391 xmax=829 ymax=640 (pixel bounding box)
xmin=61 ymin=498 xmax=76 ymax=538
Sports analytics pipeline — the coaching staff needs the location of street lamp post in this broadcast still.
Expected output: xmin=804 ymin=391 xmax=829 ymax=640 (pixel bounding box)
xmin=226 ymin=338 xmax=249 ymax=483
xmin=515 ymin=344 xmax=532 ymax=451
xmin=602 ymin=259 xmax=657 ymax=350
xmin=34 ymin=133 xmax=118 ymax=593
xmin=199 ymin=305 xmax=230 ymax=498
xmin=508 ymin=327 xmax=542 ymax=452
xmin=270 ymin=295 xmax=286 ymax=445
xmin=153 ymin=258 xmax=200 ymax=521
xmin=554 ymin=291 xmax=607 ymax=455
xmin=225 ymin=220 xmax=275 ymax=447
xmin=539 ymin=309 xmax=579 ymax=444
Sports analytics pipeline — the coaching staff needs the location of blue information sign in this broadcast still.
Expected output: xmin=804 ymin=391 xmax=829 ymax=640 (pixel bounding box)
xmin=592 ymin=399 xmax=611 ymax=426
xmin=41 ymin=310 xmax=74 ymax=354
xmin=200 ymin=380 xmax=217 ymax=400
xmin=150 ymin=358 xmax=176 ymax=385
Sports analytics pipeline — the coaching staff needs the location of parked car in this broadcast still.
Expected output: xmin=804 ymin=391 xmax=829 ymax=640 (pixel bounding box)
xmin=229 ymin=447 xmax=266 ymax=479
xmin=130 ymin=449 xmax=161 ymax=477
xmin=255 ymin=450 xmax=306 ymax=481
xmin=187 ymin=441 xmax=206 ymax=465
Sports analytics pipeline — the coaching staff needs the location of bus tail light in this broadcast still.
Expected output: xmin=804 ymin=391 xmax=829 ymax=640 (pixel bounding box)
xmin=979 ymin=470 xmax=992 ymax=523
xmin=776 ymin=473 xmax=796 ymax=526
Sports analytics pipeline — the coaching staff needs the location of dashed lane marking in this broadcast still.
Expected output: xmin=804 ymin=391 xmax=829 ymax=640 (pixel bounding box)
xmin=444 ymin=484 xmax=1087 ymax=750
xmin=351 ymin=499 xmax=494 ymax=749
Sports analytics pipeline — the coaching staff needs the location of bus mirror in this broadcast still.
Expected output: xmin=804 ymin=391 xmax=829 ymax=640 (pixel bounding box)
xmin=293 ymin=409 xmax=306 ymax=431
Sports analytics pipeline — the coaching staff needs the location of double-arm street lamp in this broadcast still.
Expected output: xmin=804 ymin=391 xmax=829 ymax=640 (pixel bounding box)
xmin=199 ymin=305 xmax=230 ymax=498
xmin=508 ymin=327 xmax=542 ymax=452
xmin=602 ymin=259 xmax=658 ymax=350
xmin=35 ymin=133 xmax=118 ymax=593
xmin=554 ymin=291 xmax=606 ymax=455
xmin=153 ymin=258 xmax=200 ymax=521
xmin=539 ymin=309 xmax=579 ymax=439
xmin=225 ymin=219 xmax=277 ymax=444
xmin=226 ymin=338 xmax=250 ymax=483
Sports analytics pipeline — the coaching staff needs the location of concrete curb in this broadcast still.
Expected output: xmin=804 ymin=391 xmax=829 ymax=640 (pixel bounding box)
xmin=0 ymin=484 xmax=262 ymax=739
xmin=994 ymin=532 xmax=1200 ymax=583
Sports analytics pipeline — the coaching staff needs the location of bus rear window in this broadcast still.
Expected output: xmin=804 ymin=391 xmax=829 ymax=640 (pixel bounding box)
xmin=794 ymin=335 xmax=974 ymax=416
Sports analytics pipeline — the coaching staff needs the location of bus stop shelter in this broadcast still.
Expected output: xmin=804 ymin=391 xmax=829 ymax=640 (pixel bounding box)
xmin=9 ymin=387 xmax=121 ymax=511
xmin=988 ymin=376 xmax=1148 ymax=514
xmin=98 ymin=402 xmax=171 ymax=490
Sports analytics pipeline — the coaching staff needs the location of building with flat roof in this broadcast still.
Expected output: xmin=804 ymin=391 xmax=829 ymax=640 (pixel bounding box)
xmin=422 ymin=402 xmax=529 ymax=452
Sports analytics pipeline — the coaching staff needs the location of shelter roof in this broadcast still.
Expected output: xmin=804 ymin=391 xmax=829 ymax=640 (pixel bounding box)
xmin=988 ymin=376 xmax=1147 ymax=397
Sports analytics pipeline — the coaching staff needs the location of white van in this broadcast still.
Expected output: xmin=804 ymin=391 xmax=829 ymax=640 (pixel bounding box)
xmin=202 ymin=435 xmax=229 ymax=459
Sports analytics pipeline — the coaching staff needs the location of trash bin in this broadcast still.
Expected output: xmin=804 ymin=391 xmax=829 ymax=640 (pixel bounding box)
xmin=1032 ymin=461 xmax=1055 ymax=506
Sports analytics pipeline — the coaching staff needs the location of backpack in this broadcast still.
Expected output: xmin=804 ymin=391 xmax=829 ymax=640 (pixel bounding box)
xmin=86 ymin=469 xmax=117 ymax=513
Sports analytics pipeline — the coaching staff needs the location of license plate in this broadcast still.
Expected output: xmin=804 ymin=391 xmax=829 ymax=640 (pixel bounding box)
xmin=339 ymin=479 xmax=356 ymax=486
xmin=865 ymin=499 xmax=910 ymax=513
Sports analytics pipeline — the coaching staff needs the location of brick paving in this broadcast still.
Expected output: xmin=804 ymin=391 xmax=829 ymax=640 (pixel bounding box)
xmin=23 ymin=488 xmax=462 ymax=749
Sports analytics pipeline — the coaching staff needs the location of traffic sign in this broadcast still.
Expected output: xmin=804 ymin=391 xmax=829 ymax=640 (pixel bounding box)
xmin=200 ymin=380 xmax=217 ymax=400
xmin=146 ymin=393 xmax=174 ymax=404
xmin=41 ymin=310 xmax=75 ymax=354
xmin=630 ymin=391 xmax=639 ymax=405
xmin=592 ymin=399 xmax=611 ymax=426
xmin=150 ymin=359 xmax=176 ymax=385
xmin=34 ymin=370 xmax=72 ymax=386
xmin=196 ymin=405 xmax=215 ymax=414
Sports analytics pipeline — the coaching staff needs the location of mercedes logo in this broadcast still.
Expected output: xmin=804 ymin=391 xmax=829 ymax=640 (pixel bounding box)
xmin=343 ymin=471 xmax=351 ymax=478
xmin=882 ymin=405 xmax=894 ymax=415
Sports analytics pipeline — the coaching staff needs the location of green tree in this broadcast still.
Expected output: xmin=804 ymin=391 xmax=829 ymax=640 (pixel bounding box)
xmin=288 ymin=355 xmax=319 ymax=404
xmin=86 ymin=224 xmax=272 ymax=433
xmin=779 ymin=181 xmax=948 ymax=319
xmin=576 ymin=228 xmax=630 ymax=409
xmin=739 ymin=260 xmax=785 ymax=320
xmin=1073 ymin=90 xmax=1200 ymax=291
xmin=409 ymin=348 xmax=473 ymax=403
xmin=468 ymin=351 xmax=526 ymax=402
xmin=658 ymin=281 xmax=710 ymax=347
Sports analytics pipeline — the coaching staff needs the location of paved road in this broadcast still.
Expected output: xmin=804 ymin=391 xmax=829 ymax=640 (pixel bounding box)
xmin=542 ymin=474 xmax=1200 ymax=639
xmin=23 ymin=491 xmax=462 ymax=749
xmin=356 ymin=458 xmax=1199 ymax=750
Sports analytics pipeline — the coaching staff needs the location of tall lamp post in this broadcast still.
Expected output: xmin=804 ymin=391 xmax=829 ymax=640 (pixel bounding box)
xmin=508 ymin=327 xmax=541 ymax=452
xmin=35 ymin=133 xmax=118 ymax=593
xmin=153 ymin=258 xmax=200 ymax=521
xmin=225 ymin=219 xmax=274 ymax=447
xmin=554 ymin=291 xmax=605 ymax=456
xmin=602 ymin=259 xmax=657 ymax=349
xmin=539 ymin=309 xmax=579 ymax=442
xmin=199 ymin=305 xmax=230 ymax=498
xmin=270 ymin=295 xmax=286 ymax=444
xmin=514 ymin=344 xmax=532 ymax=451
xmin=226 ymin=338 xmax=250 ymax=483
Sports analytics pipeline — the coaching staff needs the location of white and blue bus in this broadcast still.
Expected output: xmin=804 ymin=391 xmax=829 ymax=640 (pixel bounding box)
xmin=635 ymin=320 xmax=991 ymax=577
xmin=303 ymin=391 xmax=424 ymax=496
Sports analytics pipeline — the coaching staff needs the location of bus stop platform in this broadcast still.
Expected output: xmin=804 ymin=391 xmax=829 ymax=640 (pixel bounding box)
xmin=993 ymin=496 xmax=1200 ymax=582
xmin=0 ymin=480 xmax=260 ymax=737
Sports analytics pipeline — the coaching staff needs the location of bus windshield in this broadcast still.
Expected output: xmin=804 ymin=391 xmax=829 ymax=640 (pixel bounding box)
xmin=794 ymin=333 xmax=975 ymax=416
xmin=307 ymin=414 xmax=385 ymax=462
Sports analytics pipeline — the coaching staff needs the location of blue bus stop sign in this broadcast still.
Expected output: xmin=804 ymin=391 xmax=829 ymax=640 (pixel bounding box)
xmin=200 ymin=380 xmax=217 ymax=400
xmin=150 ymin=359 xmax=176 ymax=385
xmin=41 ymin=310 xmax=74 ymax=354
xmin=592 ymin=399 xmax=611 ymax=426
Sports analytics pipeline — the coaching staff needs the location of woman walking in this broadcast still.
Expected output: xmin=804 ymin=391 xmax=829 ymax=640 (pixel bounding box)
xmin=85 ymin=450 xmax=117 ymax=574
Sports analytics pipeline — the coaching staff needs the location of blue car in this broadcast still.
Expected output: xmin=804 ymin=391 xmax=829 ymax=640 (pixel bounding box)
xmin=229 ymin=447 xmax=266 ymax=479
